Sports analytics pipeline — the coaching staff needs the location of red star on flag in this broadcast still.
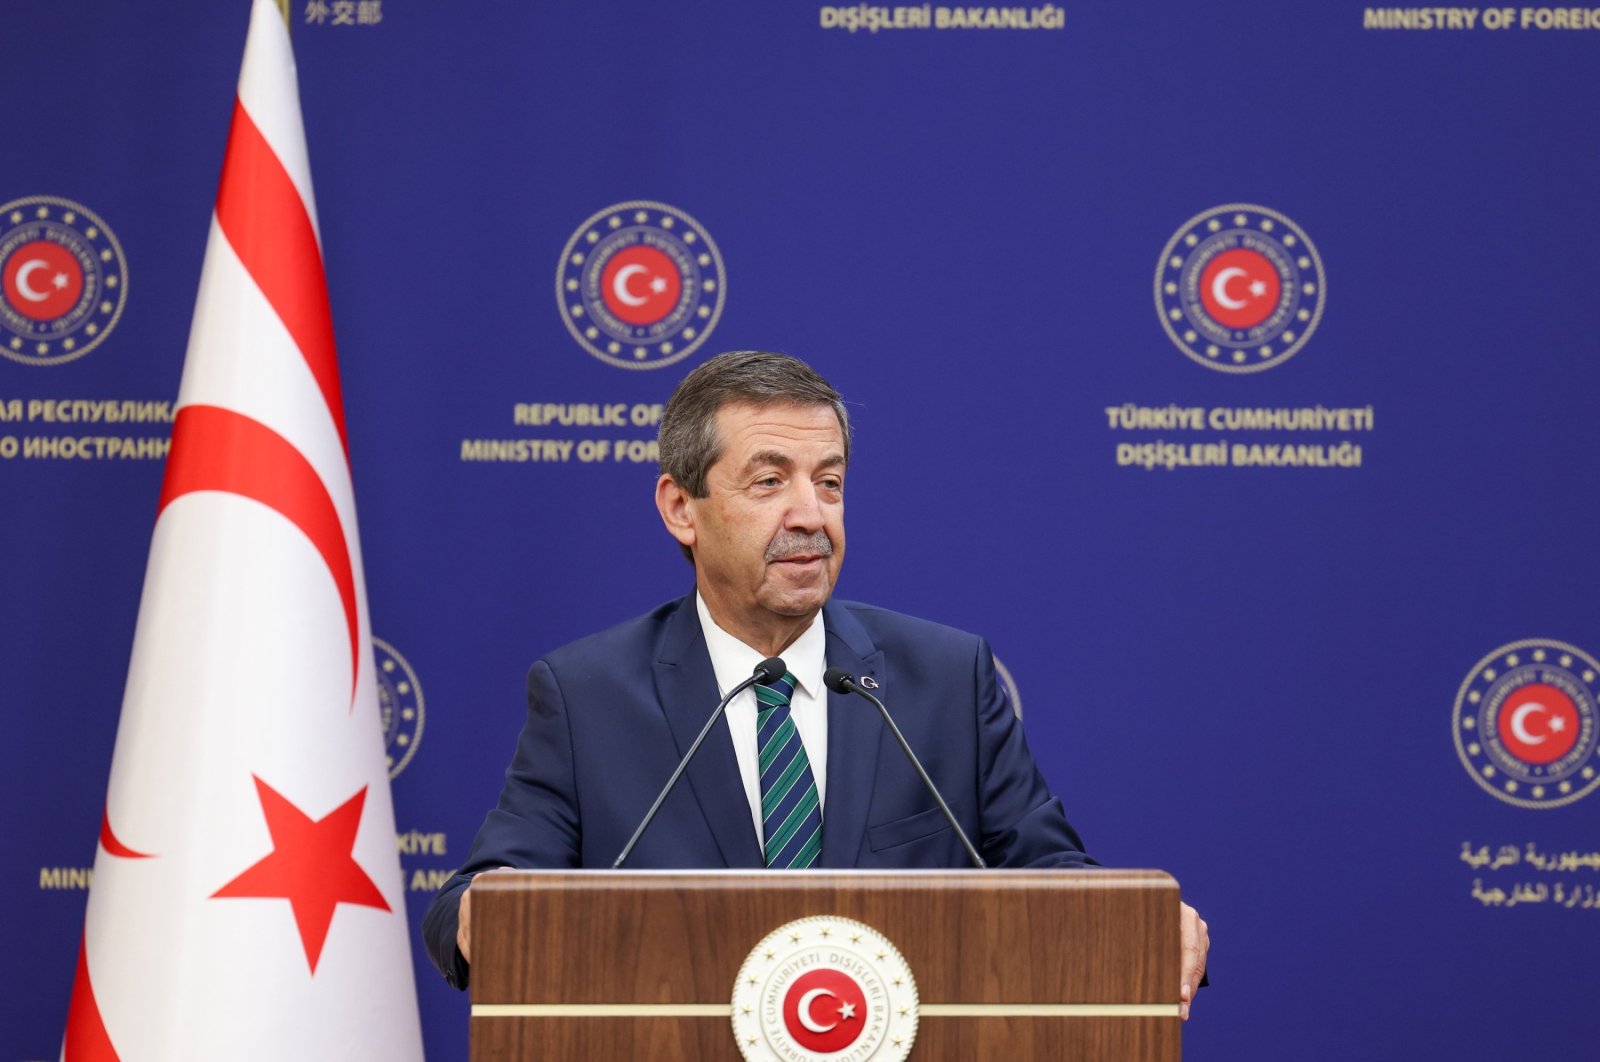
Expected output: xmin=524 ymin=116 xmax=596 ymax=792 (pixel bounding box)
xmin=212 ymin=775 xmax=390 ymax=972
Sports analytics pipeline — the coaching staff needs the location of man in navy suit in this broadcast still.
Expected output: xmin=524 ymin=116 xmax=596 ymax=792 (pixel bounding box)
xmin=423 ymin=351 xmax=1209 ymax=1014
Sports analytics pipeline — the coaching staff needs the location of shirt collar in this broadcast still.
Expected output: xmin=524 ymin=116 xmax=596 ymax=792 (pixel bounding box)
xmin=695 ymin=591 xmax=825 ymax=699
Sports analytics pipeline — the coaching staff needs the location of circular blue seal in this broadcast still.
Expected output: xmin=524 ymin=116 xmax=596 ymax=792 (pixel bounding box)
xmin=0 ymin=196 xmax=128 ymax=367
xmin=555 ymin=200 xmax=726 ymax=370
xmin=373 ymin=637 xmax=425 ymax=779
xmin=1155 ymin=204 xmax=1325 ymax=374
xmin=1452 ymin=639 xmax=1600 ymax=809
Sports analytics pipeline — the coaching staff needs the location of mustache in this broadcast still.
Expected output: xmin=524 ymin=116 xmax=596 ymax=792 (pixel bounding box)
xmin=765 ymin=530 xmax=834 ymax=562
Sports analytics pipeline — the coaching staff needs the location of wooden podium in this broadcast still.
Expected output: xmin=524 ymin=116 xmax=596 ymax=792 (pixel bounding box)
xmin=469 ymin=869 xmax=1181 ymax=1061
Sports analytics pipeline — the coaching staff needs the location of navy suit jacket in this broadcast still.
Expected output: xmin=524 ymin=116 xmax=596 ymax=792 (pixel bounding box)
xmin=422 ymin=595 xmax=1096 ymax=988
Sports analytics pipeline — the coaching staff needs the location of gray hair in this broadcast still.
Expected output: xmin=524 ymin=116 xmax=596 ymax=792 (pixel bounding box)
xmin=658 ymin=350 xmax=851 ymax=498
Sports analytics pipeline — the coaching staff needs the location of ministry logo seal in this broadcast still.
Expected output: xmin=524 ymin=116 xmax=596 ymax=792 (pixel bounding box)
xmin=732 ymin=915 xmax=918 ymax=1062
xmin=556 ymin=200 xmax=726 ymax=370
xmin=0 ymin=196 xmax=128 ymax=367
xmin=373 ymin=637 xmax=425 ymax=779
xmin=1155 ymin=204 xmax=1325 ymax=374
xmin=1453 ymin=639 xmax=1600 ymax=809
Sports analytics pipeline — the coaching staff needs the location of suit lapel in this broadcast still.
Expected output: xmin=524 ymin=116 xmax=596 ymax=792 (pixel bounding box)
xmin=652 ymin=596 xmax=764 ymax=868
xmin=820 ymin=601 xmax=885 ymax=868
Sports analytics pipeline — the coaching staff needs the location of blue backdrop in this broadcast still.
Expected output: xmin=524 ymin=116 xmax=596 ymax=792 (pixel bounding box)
xmin=6 ymin=3 xmax=1600 ymax=1059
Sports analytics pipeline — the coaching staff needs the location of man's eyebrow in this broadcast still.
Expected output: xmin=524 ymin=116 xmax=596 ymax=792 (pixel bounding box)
xmin=743 ymin=450 xmax=794 ymax=473
xmin=741 ymin=451 xmax=847 ymax=473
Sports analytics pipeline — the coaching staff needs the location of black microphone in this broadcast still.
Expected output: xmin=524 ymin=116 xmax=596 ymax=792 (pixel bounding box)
xmin=612 ymin=656 xmax=786 ymax=868
xmin=823 ymin=667 xmax=987 ymax=869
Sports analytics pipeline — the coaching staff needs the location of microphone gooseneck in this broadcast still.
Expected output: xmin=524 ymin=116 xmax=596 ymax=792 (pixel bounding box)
xmin=613 ymin=656 xmax=787 ymax=868
xmin=823 ymin=667 xmax=987 ymax=869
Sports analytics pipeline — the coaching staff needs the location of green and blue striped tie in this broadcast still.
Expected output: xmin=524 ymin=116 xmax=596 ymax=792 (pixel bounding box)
xmin=756 ymin=671 xmax=823 ymax=868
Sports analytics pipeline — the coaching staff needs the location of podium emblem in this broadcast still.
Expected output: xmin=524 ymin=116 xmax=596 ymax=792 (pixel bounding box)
xmin=732 ymin=915 xmax=918 ymax=1061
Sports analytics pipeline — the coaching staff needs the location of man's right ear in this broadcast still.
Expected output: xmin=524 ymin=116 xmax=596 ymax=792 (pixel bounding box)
xmin=654 ymin=474 xmax=696 ymax=550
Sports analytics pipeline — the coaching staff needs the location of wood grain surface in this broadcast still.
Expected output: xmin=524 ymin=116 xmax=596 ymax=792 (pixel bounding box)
xmin=470 ymin=869 xmax=1180 ymax=1061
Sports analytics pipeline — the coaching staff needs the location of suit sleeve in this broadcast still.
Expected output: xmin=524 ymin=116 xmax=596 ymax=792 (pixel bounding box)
xmin=972 ymin=639 xmax=1099 ymax=868
xmin=421 ymin=658 xmax=583 ymax=989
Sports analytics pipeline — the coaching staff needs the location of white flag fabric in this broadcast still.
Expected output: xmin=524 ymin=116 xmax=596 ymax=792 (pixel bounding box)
xmin=63 ymin=2 xmax=424 ymax=1058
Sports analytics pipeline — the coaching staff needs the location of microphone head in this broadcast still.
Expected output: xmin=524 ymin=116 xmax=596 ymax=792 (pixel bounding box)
xmin=822 ymin=667 xmax=856 ymax=694
xmin=754 ymin=656 xmax=787 ymax=684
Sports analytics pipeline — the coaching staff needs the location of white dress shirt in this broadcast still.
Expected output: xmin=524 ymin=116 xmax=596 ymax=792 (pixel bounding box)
xmin=695 ymin=592 xmax=828 ymax=847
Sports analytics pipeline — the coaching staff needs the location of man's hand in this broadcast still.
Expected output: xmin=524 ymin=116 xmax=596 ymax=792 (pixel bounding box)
xmin=1179 ymin=901 xmax=1209 ymax=1021
xmin=455 ymin=884 xmax=474 ymax=964
xmin=456 ymin=867 xmax=516 ymax=964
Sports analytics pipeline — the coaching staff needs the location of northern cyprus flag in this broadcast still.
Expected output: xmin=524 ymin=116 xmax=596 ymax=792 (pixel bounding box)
xmin=62 ymin=2 xmax=423 ymax=1057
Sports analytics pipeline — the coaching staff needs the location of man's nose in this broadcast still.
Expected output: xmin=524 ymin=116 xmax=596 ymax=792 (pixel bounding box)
xmin=784 ymin=480 xmax=825 ymax=530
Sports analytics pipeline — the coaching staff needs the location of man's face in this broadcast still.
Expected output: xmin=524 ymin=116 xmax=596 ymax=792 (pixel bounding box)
xmin=682 ymin=401 xmax=846 ymax=633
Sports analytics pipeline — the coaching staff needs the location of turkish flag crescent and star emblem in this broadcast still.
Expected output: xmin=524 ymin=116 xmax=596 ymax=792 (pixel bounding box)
xmin=61 ymin=2 xmax=423 ymax=1058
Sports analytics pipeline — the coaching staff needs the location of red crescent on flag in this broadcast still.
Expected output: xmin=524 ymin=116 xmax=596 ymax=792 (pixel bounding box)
xmin=214 ymin=98 xmax=349 ymax=458
xmin=158 ymin=404 xmax=360 ymax=705
xmin=99 ymin=811 xmax=153 ymax=859
xmin=63 ymin=930 xmax=122 ymax=1062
